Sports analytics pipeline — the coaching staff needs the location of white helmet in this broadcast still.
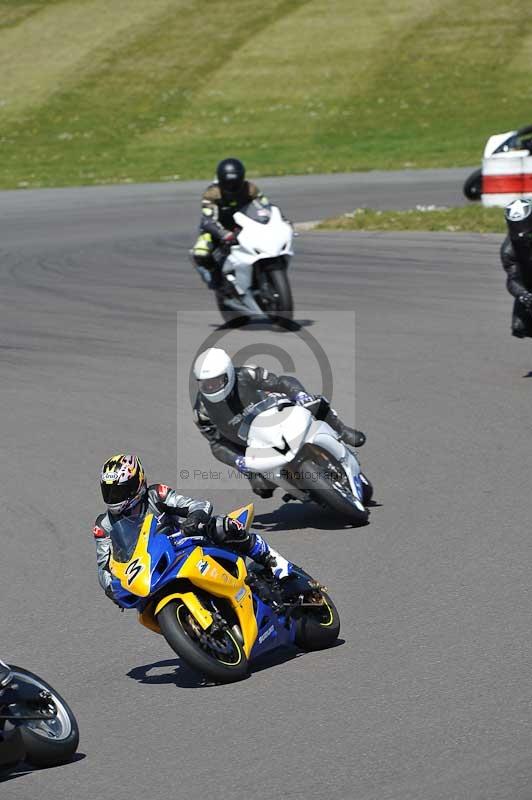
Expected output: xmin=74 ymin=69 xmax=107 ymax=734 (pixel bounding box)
xmin=193 ymin=347 xmax=235 ymax=403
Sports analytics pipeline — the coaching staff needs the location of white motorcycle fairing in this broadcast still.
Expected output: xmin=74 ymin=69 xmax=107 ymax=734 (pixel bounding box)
xmin=243 ymin=403 xmax=365 ymax=509
xmin=221 ymin=204 xmax=293 ymax=316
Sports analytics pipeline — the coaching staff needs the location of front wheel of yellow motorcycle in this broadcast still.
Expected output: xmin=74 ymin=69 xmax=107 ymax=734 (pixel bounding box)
xmin=157 ymin=600 xmax=249 ymax=683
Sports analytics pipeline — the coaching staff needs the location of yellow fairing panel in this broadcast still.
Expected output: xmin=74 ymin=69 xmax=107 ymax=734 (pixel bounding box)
xmin=138 ymin=608 xmax=161 ymax=635
xmin=138 ymin=593 xmax=213 ymax=636
xmin=228 ymin=503 xmax=254 ymax=531
xmin=177 ymin=546 xmax=258 ymax=656
xmin=154 ymin=591 xmax=213 ymax=630
xmin=109 ymin=513 xmax=152 ymax=598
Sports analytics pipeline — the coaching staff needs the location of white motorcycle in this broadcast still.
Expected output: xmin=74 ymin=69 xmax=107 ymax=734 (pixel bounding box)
xmin=214 ymin=200 xmax=294 ymax=324
xmin=238 ymin=395 xmax=372 ymax=526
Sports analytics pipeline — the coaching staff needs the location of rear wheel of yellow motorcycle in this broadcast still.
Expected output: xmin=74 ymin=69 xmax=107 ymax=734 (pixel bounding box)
xmin=294 ymin=592 xmax=340 ymax=651
xmin=157 ymin=601 xmax=249 ymax=683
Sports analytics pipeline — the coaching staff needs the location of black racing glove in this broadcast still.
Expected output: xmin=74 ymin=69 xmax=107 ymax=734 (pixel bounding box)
xmin=181 ymin=509 xmax=210 ymax=536
xmin=519 ymin=292 xmax=532 ymax=309
xmin=206 ymin=515 xmax=248 ymax=545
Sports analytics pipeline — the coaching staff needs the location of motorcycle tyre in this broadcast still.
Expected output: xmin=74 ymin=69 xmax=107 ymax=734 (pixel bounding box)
xmin=295 ymin=591 xmax=341 ymax=651
xmin=463 ymin=168 xmax=482 ymax=201
xmin=297 ymin=459 xmax=369 ymax=525
xmin=158 ymin=601 xmax=249 ymax=684
xmin=9 ymin=667 xmax=79 ymax=769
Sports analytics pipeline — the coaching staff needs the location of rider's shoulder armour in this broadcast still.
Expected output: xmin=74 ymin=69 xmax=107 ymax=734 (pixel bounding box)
xmin=147 ymin=484 xmax=170 ymax=504
xmin=93 ymin=512 xmax=111 ymax=538
xmin=239 ymin=364 xmax=268 ymax=383
xmin=246 ymin=182 xmax=260 ymax=200
xmin=203 ymin=184 xmax=222 ymax=203
xmin=239 ymin=363 xmax=257 ymax=378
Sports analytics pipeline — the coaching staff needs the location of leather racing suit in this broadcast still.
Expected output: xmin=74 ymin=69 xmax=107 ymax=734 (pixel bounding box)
xmin=501 ymin=235 xmax=532 ymax=337
xmin=93 ymin=483 xmax=287 ymax=598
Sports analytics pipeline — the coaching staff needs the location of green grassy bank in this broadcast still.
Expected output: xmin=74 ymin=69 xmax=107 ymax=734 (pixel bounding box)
xmin=317 ymin=205 xmax=507 ymax=234
xmin=1 ymin=0 xmax=531 ymax=188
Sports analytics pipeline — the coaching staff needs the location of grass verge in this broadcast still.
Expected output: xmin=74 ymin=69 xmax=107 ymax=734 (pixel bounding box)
xmin=1 ymin=0 xmax=532 ymax=188
xmin=317 ymin=206 xmax=506 ymax=234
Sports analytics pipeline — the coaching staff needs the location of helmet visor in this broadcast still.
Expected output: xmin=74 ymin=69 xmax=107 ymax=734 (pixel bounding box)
xmin=199 ymin=374 xmax=228 ymax=396
xmin=101 ymin=478 xmax=138 ymax=506
xmin=223 ymin=177 xmax=242 ymax=193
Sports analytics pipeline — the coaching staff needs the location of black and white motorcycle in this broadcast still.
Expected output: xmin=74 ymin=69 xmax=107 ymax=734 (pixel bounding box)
xmin=213 ymin=199 xmax=294 ymax=324
xmin=238 ymin=395 xmax=373 ymax=525
xmin=0 ymin=659 xmax=79 ymax=775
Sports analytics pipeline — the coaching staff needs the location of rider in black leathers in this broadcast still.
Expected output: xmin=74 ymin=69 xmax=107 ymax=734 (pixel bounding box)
xmin=501 ymin=199 xmax=532 ymax=338
xmin=191 ymin=157 xmax=270 ymax=289
xmin=193 ymin=349 xmax=366 ymax=498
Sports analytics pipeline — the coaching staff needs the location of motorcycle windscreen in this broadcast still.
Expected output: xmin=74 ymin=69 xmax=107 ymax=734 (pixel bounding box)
xmin=238 ymin=199 xmax=271 ymax=224
xmin=237 ymin=395 xmax=293 ymax=442
xmin=109 ymin=516 xmax=144 ymax=563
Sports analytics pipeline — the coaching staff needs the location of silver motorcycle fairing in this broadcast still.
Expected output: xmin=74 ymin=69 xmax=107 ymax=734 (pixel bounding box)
xmin=244 ymin=403 xmax=364 ymax=503
xmin=245 ymin=404 xmax=312 ymax=470
xmin=305 ymin=426 xmax=364 ymax=503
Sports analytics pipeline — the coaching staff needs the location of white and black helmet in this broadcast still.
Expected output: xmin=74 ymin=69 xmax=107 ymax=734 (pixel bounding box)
xmin=194 ymin=347 xmax=235 ymax=403
xmin=505 ymin=198 xmax=532 ymax=241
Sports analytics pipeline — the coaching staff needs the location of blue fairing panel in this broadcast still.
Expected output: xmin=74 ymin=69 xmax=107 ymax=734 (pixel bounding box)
xmin=249 ymin=596 xmax=296 ymax=659
xmin=236 ymin=508 xmax=250 ymax=528
xmin=199 ymin=545 xmax=239 ymax=564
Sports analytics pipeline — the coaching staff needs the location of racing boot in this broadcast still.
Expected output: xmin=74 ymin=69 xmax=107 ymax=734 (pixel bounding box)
xmin=248 ymin=534 xmax=293 ymax=580
xmin=321 ymin=403 xmax=366 ymax=447
xmin=340 ymin=426 xmax=366 ymax=448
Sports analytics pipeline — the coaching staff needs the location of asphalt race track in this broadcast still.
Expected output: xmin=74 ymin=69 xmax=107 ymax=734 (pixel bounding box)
xmin=2 ymin=168 xmax=532 ymax=800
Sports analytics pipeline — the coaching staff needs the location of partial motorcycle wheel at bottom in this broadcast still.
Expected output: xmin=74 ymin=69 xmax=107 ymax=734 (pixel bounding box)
xmin=5 ymin=667 xmax=79 ymax=769
xmin=157 ymin=600 xmax=249 ymax=684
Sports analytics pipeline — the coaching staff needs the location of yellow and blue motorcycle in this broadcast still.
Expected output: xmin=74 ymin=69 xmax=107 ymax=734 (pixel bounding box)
xmin=109 ymin=504 xmax=339 ymax=683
